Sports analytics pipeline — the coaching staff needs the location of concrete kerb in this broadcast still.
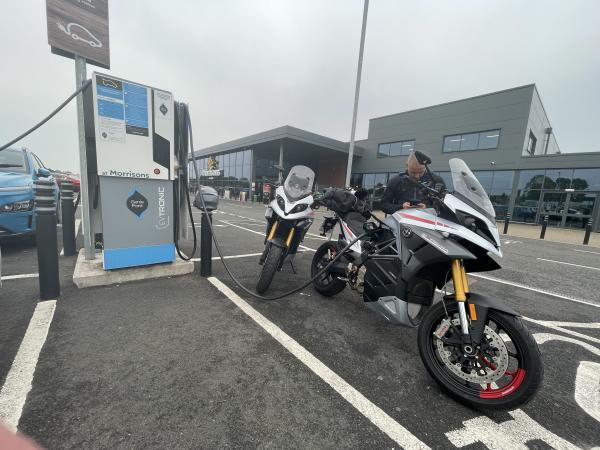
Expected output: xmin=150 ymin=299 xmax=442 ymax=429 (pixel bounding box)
xmin=72 ymin=249 xmax=194 ymax=288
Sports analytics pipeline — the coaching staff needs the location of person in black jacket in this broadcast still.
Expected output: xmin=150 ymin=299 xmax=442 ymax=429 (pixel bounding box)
xmin=380 ymin=151 xmax=445 ymax=214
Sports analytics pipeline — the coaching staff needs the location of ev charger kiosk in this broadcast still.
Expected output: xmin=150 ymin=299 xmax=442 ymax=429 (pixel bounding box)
xmin=85 ymin=72 xmax=177 ymax=270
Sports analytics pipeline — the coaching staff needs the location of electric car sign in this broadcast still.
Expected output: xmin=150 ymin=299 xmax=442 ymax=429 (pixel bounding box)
xmin=46 ymin=0 xmax=110 ymax=69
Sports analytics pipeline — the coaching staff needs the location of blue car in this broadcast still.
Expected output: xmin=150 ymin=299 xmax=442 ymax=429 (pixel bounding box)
xmin=0 ymin=147 xmax=59 ymax=239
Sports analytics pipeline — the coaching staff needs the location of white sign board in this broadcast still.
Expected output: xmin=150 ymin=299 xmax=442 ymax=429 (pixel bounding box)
xmin=91 ymin=72 xmax=174 ymax=180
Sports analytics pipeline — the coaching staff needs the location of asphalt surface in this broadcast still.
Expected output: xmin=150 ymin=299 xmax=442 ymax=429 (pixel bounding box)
xmin=1 ymin=199 xmax=599 ymax=449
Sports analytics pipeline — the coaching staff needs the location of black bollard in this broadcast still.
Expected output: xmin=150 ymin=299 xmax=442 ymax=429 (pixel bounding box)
xmin=503 ymin=213 xmax=511 ymax=235
xmin=35 ymin=179 xmax=60 ymax=300
xmin=200 ymin=211 xmax=213 ymax=277
xmin=61 ymin=180 xmax=77 ymax=256
xmin=539 ymin=215 xmax=549 ymax=240
xmin=583 ymin=218 xmax=593 ymax=246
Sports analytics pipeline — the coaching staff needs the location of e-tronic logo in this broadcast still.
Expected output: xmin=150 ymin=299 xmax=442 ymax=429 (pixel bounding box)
xmin=157 ymin=186 xmax=170 ymax=230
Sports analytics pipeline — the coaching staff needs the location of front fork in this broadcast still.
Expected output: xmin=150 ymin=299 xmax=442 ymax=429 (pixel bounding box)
xmin=451 ymin=259 xmax=472 ymax=336
xmin=450 ymin=259 xmax=489 ymax=346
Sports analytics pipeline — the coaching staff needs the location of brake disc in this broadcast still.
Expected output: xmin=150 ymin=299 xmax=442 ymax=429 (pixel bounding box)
xmin=435 ymin=319 xmax=509 ymax=384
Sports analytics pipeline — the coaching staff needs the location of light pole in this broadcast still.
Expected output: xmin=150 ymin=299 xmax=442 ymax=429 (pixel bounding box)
xmin=345 ymin=0 xmax=369 ymax=187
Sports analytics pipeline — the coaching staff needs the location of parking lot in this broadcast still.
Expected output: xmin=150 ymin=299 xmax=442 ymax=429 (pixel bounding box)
xmin=1 ymin=198 xmax=599 ymax=449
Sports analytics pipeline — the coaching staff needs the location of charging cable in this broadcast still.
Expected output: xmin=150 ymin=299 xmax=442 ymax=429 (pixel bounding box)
xmin=184 ymin=103 xmax=372 ymax=301
xmin=0 ymin=80 xmax=92 ymax=151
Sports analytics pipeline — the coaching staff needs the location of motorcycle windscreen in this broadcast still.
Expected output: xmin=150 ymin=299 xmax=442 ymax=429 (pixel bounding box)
xmin=449 ymin=158 xmax=496 ymax=220
xmin=284 ymin=165 xmax=315 ymax=201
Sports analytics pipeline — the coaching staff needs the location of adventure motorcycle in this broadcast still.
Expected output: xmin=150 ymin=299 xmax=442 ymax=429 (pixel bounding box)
xmin=312 ymin=153 xmax=543 ymax=409
xmin=257 ymin=165 xmax=317 ymax=294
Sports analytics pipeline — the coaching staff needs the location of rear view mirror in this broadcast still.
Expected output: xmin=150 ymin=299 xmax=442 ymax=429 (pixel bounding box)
xmin=37 ymin=168 xmax=51 ymax=178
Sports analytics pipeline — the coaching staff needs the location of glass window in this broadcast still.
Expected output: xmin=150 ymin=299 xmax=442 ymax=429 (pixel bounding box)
xmin=401 ymin=140 xmax=415 ymax=155
xmin=572 ymin=168 xmax=600 ymax=191
xmin=374 ymin=173 xmax=387 ymax=187
xmin=378 ymin=143 xmax=390 ymax=156
xmin=518 ymin=170 xmax=545 ymax=190
xmin=363 ymin=173 xmax=375 ymax=189
xmin=544 ymin=169 xmax=573 ymax=190
xmin=244 ymin=149 xmax=251 ymax=165
xmin=389 ymin=142 xmax=402 ymax=157
xmin=443 ymin=136 xmax=461 ymax=152
xmin=478 ymin=130 xmax=500 ymax=149
xmin=242 ymin=165 xmax=251 ymax=180
xmin=0 ymin=148 xmax=28 ymax=173
xmin=350 ymin=173 xmax=363 ymax=187
xmin=472 ymin=171 xmax=493 ymax=192
xmin=491 ymin=171 xmax=514 ymax=191
xmin=527 ymin=131 xmax=537 ymax=155
xmin=460 ymin=133 xmax=479 ymax=151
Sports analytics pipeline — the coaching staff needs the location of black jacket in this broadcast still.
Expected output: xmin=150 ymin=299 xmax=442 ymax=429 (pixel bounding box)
xmin=381 ymin=171 xmax=446 ymax=214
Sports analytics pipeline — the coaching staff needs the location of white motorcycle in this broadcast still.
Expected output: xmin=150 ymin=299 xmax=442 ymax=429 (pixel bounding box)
xmin=312 ymin=153 xmax=543 ymax=409
xmin=257 ymin=165 xmax=317 ymax=294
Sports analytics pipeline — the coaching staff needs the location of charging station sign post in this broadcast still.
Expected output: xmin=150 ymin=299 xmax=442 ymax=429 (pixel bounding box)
xmin=46 ymin=0 xmax=110 ymax=260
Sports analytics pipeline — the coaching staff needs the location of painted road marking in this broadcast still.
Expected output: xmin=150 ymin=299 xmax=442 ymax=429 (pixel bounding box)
xmin=208 ymin=277 xmax=430 ymax=449
xmin=0 ymin=300 xmax=57 ymax=432
xmin=1 ymin=273 xmax=39 ymax=281
xmin=574 ymin=249 xmax=600 ymax=255
xmin=575 ymin=361 xmax=600 ymax=423
xmin=469 ymin=273 xmax=600 ymax=308
xmin=446 ymin=409 xmax=579 ymax=449
xmin=536 ymin=257 xmax=600 ymax=271
xmin=219 ymin=220 xmax=317 ymax=252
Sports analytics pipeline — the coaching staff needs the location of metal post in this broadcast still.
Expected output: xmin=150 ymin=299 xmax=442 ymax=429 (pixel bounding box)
xmin=200 ymin=211 xmax=213 ymax=277
xmin=583 ymin=218 xmax=592 ymax=245
xmin=540 ymin=215 xmax=549 ymax=239
xmin=344 ymin=0 xmax=369 ymax=187
xmin=503 ymin=213 xmax=510 ymax=235
xmin=35 ymin=180 xmax=60 ymax=300
xmin=278 ymin=141 xmax=284 ymax=185
xmin=61 ymin=181 xmax=77 ymax=256
xmin=75 ymin=55 xmax=94 ymax=260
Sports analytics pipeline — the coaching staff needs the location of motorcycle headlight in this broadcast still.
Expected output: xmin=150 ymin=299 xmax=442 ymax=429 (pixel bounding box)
xmin=289 ymin=203 xmax=308 ymax=214
xmin=1 ymin=200 xmax=34 ymax=212
xmin=276 ymin=195 xmax=285 ymax=210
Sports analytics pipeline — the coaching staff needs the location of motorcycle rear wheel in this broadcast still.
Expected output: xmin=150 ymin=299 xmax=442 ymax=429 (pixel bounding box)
xmin=417 ymin=300 xmax=543 ymax=410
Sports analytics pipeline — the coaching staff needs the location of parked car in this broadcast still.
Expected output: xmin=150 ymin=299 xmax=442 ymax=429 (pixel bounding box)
xmin=0 ymin=148 xmax=60 ymax=239
xmin=52 ymin=170 xmax=81 ymax=193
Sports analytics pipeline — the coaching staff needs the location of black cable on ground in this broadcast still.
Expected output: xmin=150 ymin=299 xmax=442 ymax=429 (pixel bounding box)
xmin=0 ymin=80 xmax=92 ymax=152
xmin=184 ymin=103 xmax=373 ymax=301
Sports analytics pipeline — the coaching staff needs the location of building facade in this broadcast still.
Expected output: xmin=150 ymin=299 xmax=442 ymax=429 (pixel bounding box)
xmin=190 ymin=84 xmax=600 ymax=231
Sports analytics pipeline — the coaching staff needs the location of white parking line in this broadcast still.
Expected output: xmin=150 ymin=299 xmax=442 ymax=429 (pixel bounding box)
xmin=574 ymin=249 xmax=600 ymax=255
xmin=469 ymin=273 xmax=600 ymax=308
xmin=208 ymin=277 xmax=430 ymax=450
xmin=220 ymin=220 xmax=317 ymax=252
xmin=0 ymin=300 xmax=56 ymax=431
xmin=536 ymin=257 xmax=600 ymax=271
xmin=1 ymin=273 xmax=39 ymax=281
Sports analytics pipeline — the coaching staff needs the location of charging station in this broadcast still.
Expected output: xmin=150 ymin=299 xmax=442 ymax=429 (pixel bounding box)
xmin=83 ymin=73 xmax=179 ymax=270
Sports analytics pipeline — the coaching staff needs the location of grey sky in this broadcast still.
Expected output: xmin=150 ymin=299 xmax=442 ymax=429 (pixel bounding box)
xmin=1 ymin=0 xmax=599 ymax=173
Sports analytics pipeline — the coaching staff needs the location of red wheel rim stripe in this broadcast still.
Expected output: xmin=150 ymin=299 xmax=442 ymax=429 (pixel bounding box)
xmin=479 ymin=368 xmax=526 ymax=399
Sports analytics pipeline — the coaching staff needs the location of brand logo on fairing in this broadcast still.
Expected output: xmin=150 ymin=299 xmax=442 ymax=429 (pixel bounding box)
xmin=156 ymin=186 xmax=170 ymax=230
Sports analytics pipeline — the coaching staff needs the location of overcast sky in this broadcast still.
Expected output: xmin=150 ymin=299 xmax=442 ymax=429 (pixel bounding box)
xmin=1 ymin=0 xmax=599 ymax=172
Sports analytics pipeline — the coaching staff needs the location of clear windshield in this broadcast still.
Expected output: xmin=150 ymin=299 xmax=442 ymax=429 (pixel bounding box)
xmin=0 ymin=148 xmax=28 ymax=173
xmin=284 ymin=165 xmax=315 ymax=200
xmin=449 ymin=158 xmax=496 ymax=218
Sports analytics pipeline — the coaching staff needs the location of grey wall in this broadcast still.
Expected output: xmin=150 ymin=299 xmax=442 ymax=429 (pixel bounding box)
xmin=523 ymin=87 xmax=561 ymax=156
xmin=353 ymin=85 xmax=535 ymax=173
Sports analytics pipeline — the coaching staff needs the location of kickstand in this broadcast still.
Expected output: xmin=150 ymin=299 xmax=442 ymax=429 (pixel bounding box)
xmin=289 ymin=259 xmax=297 ymax=274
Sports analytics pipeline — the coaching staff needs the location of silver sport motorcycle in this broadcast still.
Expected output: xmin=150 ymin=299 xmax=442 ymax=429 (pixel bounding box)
xmin=311 ymin=153 xmax=543 ymax=409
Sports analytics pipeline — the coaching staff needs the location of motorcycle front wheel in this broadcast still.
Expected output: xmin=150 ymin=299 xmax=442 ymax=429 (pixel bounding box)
xmin=256 ymin=244 xmax=284 ymax=294
xmin=417 ymin=300 xmax=543 ymax=410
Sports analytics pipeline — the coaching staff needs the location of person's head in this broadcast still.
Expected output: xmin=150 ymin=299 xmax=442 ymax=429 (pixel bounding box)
xmin=406 ymin=152 xmax=426 ymax=180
